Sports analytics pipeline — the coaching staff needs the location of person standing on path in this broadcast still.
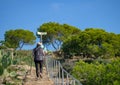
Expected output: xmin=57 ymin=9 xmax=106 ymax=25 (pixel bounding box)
xmin=33 ymin=42 xmax=45 ymax=80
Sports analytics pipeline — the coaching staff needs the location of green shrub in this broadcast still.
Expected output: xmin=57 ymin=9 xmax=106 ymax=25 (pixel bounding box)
xmin=72 ymin=58 xmax=120 ymax=85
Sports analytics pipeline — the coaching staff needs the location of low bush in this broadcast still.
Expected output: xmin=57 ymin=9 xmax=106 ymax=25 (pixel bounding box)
xmin=72 ymin=58 xmax=120 ymax=85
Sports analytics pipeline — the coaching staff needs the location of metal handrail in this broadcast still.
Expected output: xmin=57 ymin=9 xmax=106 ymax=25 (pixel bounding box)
xmin=46 ymin=55 xmax=82 ymax=85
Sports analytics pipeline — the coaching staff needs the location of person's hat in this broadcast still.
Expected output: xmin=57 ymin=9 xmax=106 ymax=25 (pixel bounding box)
xmin=37 ymin=42 xmax=42 ymax=46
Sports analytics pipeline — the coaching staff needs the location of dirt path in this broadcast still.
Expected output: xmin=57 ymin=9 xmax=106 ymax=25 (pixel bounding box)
xmin=23 ymin=66 xmax=54 ymax=85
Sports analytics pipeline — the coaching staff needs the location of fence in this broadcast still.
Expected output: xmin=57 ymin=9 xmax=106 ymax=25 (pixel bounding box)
xmin=46 ymin=55 xmax=82 ymax=85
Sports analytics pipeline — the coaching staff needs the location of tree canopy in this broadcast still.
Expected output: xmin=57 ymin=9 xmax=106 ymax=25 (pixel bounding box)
xmin=62 ymin=28 xmax=120 ymax=58
xmin=4 ymin=29 xmax=36 ymax=50
xmin=37 ymin=22 xmax=81 ymax=51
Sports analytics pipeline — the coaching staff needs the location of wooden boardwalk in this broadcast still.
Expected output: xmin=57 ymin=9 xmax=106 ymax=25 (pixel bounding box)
xmin=23 ymin=67 xmax=54 ymax=85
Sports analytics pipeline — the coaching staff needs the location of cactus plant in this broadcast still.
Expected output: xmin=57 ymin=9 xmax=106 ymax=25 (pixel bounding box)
xmin=0 ymin=65 xmax=4 ymax=75
xmin=1 ymin=53 xmax=12 ymax=68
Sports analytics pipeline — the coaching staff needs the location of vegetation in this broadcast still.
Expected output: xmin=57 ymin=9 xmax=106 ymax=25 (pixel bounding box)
xmin=0 ymin=22 xmax=120 ymax=85
xmin=37 ymin=22 xmax=81 ymax=51
xmin=38 ymin=22 xmax=120 ymax=85
xmin=72 ymin=58 xmax=120 ymax=85
xmin=62 ymin=28 xmax=120 ymax=59
xmin=0 ymin=50 xmax=33 ymax=85
xmin=3 ymin=29 xmax=36 ymax=50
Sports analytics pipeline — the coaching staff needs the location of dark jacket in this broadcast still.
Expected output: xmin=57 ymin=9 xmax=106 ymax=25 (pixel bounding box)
xmin=33 ymin=46 xmax=44 ymax=61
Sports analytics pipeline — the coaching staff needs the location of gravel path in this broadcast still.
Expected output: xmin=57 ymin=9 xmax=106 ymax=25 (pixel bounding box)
xmin=24 ymin=67 xmax=54 ymax=85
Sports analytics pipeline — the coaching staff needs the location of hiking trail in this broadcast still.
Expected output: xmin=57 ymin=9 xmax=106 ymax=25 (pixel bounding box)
xmin=23 ymin=66 xmax=54 ymax=85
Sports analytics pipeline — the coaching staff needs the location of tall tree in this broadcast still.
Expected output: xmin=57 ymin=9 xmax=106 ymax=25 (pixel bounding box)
xmin=62 ymin=35 xmax=81 ymax=58
xmin=84 ymin=28 xmax=107 ymax=46
xmin=4 ymin=29 xmax=36 ymax=50
xmin=37 ymin=22 xmax=81 ymax=51
xmin=62 ymin=28 xmax=120 ymax=58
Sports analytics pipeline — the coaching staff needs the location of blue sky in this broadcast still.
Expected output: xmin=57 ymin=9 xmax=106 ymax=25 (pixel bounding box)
xmin=0 ymin=0 xmax=120 ymax=50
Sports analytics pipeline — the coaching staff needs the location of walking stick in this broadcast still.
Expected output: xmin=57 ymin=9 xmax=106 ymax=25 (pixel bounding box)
xmin=30 ymin=55 xmax=33 ymax=75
